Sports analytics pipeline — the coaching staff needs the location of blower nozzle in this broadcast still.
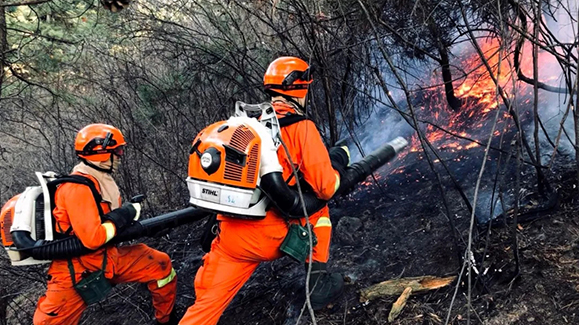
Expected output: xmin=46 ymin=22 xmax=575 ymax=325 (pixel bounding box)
xmin=335 ymin=137 xmax=408 ymax=196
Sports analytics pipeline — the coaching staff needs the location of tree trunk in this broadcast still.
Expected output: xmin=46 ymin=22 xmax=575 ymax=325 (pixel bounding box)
xmin=532 ymin=0 xmax=544 ymax=193
xmin=437 ymin=42 xmax=462 ymax=111
xmin=0 ymin=286 xmax=5 ymax=325
xmin=576 ymin=63 xmax=579 ymax=196
xmin=427 ymin=15 xmax=462 ymax=112
xmin=322 ymin=73 xmax=338 ymax=144
xmin=576 ymin=5 xmax=579 ymax=196
xmin=0 ymin=2 xmax=7 ymax=98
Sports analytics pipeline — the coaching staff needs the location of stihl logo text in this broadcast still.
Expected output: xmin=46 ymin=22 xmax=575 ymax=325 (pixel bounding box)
xmin=202 ymin=188 xmax=218 ymax=196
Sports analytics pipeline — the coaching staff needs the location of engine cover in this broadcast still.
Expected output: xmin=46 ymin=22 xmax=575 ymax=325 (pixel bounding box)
xmin=187 ymin=102 xmax=283 ymax=218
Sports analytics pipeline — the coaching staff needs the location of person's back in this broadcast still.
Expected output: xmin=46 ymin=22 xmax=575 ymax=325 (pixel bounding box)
xmin=274 ymin=100 xmax=338 ymax=201
xmin=180 ymin=56 xmax=344 ymax=325
xmin=46 ymin=172 xmax=118 ymax=282
xmin=33 ymin=123 xmax=179 ymax=325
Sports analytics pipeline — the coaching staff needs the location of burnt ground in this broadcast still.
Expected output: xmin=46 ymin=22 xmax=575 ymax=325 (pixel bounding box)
xmin=3 ymin=150 xmax=579 ymax=324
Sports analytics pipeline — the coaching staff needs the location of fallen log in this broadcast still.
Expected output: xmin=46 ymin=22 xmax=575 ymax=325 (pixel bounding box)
xmin=360 ymin=275 xmax=456 ymax=302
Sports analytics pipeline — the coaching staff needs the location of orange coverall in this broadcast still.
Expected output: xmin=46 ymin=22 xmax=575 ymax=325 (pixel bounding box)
xmin=33 ymin=173 xmax=177 ymax=325
xmin=179 ymin=101 xmax=340 ymax=325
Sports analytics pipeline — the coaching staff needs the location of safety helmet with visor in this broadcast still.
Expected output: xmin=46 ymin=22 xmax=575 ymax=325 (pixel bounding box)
xmin=263 ymin=56 xmax=314 ymax=99
xmin=75 ymin=124 xmax=126 ymax=162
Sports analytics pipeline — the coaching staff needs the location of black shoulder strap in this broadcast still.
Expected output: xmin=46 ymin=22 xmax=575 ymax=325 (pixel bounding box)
xmin=47 ymin=175 xmax=105 ymax=237
xmin=278 ymin=114 xmax=307 ymax=185
xmin=278 ymin=114 xmax=307 ymax=127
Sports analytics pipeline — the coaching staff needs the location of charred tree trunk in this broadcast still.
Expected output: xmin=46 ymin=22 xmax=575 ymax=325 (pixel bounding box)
xmin=437 ymin=41 xmax=462 ymax=111
xmin=426 ymin=14 xmax=462 ymax=112
xmin=322 ymin=73 xmax=338 ymax=144
xmin=0 ymin=285 xmax=5 ymax=325
xmin=532 ymin=0 xmax=543 ymax=192
xmin=576 ymin=10 xmax=579 ymax=196
xmin=339 ymin=57 xmax=354 ymax=139
xmin=0 ymin=2 xmax=7 ymax=98
xmin=576 ymin=66 xmax=579 ymax=196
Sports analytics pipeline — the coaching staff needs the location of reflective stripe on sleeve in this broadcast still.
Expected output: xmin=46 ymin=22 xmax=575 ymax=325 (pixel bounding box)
xmin=314 ymin=216 xmax=332 ymax=228
xmin=341 ymin=146 xmax=351 ymax=165
xmin=102 ymin=222 xmax=116 ymax=243
xmin=333 ymin=172 xmax=341 ymax=193
xmin=157 ymin=268 xmax=177 ymax=288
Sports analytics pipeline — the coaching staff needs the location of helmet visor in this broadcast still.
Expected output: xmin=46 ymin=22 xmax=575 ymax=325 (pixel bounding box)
xmin=281 ymin=66 xmax=314 ymax=86
xmin=112 ymin=145 xmax=125 ymax=157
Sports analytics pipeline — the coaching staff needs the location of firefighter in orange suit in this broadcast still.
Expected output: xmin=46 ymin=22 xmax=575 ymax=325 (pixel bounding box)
xmin=180 ymin=57 xmax=345 ymax=325
xmin=32 ymin=124 xmax=178 ymax=325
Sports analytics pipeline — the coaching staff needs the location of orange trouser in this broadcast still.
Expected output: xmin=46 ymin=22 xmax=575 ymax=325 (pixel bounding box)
xmin=33 ymin=244 xmax=177 ymax=325
xmin=179 ymin=207 xmax=332 ymax=325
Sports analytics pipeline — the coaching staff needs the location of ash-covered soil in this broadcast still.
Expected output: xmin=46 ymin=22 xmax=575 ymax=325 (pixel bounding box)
xmin=3 ymin=152 xmax=579 ymax=325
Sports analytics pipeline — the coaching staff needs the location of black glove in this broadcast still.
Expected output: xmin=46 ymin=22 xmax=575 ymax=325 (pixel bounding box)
xmin=103 ymin=203 xmax=138 ymax=232
xmin=329 ymin=146 xmax=350 ymax=177
xmin=101 ymin=0 xmax=131 ymax=12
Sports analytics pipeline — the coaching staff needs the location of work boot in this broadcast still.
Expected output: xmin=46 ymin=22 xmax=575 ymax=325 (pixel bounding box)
xmin=156 ymin=308 xmax=179 ymax=325
xmin=306 ymin=262 xmax=344 ymax=310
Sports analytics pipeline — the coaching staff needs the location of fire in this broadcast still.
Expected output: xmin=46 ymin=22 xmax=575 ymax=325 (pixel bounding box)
xmin=402 ymin=36 xmax=555 ymax=157
xmin=357 ymin=35 xmax=560 ymax=194
xmin=455 ymin=38 xmax=511 ymax=107
xmin=465 ymin=142 xmax=480 ymax=149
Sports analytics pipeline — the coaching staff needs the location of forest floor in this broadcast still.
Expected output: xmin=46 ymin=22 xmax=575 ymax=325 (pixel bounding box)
xmin=3 ymin=154 xmax=579 ymax=325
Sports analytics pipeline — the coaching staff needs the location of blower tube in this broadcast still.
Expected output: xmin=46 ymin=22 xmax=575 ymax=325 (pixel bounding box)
xmin=260 ymin=172 xmax=326 ymax=218
xmin=11 ymin=137 xmax=407 ymax=260
xmin=11 ymin=207 xmax=210 ymax=260
xmin=335 ymin=137 xmax=407 ymax=196
xmin=260 ymin=137 xmax=408 ymax=218
xmin=11 ymin=230 xmax=91 ymax=261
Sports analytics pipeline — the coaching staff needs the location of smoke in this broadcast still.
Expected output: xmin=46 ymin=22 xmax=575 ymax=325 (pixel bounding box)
xmin=342 ymin=60 xmax=421 ymax=163
xmin=347 ymin=101 xmax=414 ymax=163
xmin=531 ymin=4 xmax=578 ymax=161
xmin=474 ymin=188 xmax=505 ymax=224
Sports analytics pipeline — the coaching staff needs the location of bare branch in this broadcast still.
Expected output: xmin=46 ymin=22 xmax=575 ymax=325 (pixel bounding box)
xmin=0 ymin=0 xmax=52 ymax=7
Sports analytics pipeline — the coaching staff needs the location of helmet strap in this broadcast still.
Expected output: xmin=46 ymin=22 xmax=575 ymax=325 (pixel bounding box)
xmin=271 ymin=94 xmax=306 ymax=115
xmin=286 ymin=96 xmax=306 ymax=114
xmin=81 ymin=157 xmax=114 ymax=174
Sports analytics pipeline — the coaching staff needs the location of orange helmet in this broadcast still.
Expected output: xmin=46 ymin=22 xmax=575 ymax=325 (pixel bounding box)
xmin=263 ymin=56 xmax=313 ymax=98
xmin=75 ymin=124 xmax=126 ymax=162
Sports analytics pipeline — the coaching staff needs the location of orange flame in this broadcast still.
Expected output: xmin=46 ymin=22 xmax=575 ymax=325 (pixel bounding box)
xmin=404 ymin=36 xmax=554 ymax=156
